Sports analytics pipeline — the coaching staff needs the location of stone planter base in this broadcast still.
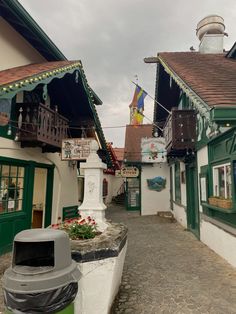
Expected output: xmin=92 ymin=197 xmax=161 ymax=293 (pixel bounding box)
xmin=71 ymin=223 xmax=128 ymax=314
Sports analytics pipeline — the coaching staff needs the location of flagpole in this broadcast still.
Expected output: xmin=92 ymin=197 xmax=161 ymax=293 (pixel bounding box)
xmin=141 ymin=112 xmax=164 ymax=132
xmin=131 ymin=81 xmax=171 ymax=114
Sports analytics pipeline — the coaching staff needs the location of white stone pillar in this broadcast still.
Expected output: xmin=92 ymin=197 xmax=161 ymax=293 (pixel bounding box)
xmin=79 ymin=140 xmax=108 ymax=231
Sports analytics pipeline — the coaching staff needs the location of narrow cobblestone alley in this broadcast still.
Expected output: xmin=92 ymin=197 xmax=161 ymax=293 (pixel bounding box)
xmin=107 ymin=205 xmax=236 ymax=314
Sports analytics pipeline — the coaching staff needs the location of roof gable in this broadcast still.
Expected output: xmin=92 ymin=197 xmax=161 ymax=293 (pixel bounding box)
xmin=158 ymin=52 xmax=236 ymax=108
xmin=0 ymin=0 xmax=66 ymax=61
xmin=226 ymin=42 xmax=236 ymax=59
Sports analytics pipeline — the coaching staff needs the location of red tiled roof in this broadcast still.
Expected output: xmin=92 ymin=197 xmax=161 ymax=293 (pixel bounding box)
xmin=124 ymin=124 xmax=153 ymax=162
xmin=113 ymin=148 xmax=124 ymax=161
xmin=158 ymin=52 xmax=236 ymax=107
xmin=0 ymin=61 xmax=80 ymax=87
xmin=106 ymin=143 xmax=122 ymax=171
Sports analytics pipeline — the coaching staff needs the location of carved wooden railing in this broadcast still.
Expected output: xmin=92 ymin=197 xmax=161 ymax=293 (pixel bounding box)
xmin=15 ymin=103 xmax=69 ymax=148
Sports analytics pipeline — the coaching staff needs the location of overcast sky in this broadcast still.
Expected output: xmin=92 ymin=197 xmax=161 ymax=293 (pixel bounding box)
xmin=19 ymin=0 xmax=236 ymax=147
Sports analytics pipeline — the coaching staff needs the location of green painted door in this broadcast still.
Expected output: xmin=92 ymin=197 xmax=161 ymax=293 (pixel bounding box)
xmin=126 ymin=177 xmax=141 ymax=211
xmin=0 ymin=160 xmax=32 ymax=255
xmin=186 ymin=161 xmax=200 ymax=238
xmin=0 ymin=159 xmax=54 ymax=255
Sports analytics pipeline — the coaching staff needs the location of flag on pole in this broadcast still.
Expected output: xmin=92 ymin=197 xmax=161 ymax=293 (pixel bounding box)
xmin=129 ymin=85 xmax=147 ymax=125
xmin=136 ymin=86 xmax=147 ymax=110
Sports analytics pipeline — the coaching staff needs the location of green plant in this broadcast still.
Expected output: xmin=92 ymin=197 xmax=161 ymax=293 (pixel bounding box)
xmin=51 ymin=216 xmax=98 ymax=240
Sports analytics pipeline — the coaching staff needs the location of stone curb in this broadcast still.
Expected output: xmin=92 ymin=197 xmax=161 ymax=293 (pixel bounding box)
xmin=71 ymin=222 xmax=128 ymax=263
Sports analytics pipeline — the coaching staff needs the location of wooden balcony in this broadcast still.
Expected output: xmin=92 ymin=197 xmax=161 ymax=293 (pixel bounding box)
xmin=163 ymin=108 xmax=196 ymax=156
xmin=15 ymin=103 xmax=68 ymax=150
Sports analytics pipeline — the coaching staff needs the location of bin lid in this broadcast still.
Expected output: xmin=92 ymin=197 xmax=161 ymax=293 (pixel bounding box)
xmin=13 ymin=229 xmax=73 ymax=273
xmin=2 ymin=260 xmax=81 ymax=293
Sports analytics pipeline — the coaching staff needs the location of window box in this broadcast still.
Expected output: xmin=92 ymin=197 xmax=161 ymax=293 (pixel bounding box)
xmin=208 ymin=197 xmax=232 ymax=209
xmin=217 ymin=198 xmax=232 ymax=209
xmin=208 ymin=197 xmax=219 ymax=206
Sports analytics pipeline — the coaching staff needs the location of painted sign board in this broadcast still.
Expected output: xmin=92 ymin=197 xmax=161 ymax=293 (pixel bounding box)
xmin=141 ymin=137 xmax=167 ymax=163
xmin=62 ymin=205 xmax=79 ymax=221
xmin=61 ymin=138 xmax=95 ymax=160
xmin=121 ymin=167 xmax=139 ymax=178
xmin=115 ymin=170 xmax=122 ymax=177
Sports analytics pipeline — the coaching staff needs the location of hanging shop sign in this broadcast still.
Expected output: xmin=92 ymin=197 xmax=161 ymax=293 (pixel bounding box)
xmin=141 ymin=137 xmax=167 ymax=163
xmin=120 ymin=166 xmax=139 ymax=178
xmin=61 ymin=138 xmax=95 ymax=160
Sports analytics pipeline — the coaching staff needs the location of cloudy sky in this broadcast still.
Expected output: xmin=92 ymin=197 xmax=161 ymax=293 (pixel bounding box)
xmin=19 ymin=0 xmax=236 ymax=147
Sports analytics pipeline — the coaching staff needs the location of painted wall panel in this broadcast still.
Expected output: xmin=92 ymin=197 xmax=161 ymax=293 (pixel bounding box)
xmin=197 ymin=146 xmax=208 ymax=213
xmin=141 ymin=163 xmax=170 ymax=215
xmin=0 ymin=17 xmax=46 ymax=70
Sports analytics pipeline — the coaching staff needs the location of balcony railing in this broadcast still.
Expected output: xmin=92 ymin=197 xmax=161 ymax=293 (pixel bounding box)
xmin=15 ymin=103 xmax=68 ymax=149
xmin=163 ymin=108 xmax=196 ymax=156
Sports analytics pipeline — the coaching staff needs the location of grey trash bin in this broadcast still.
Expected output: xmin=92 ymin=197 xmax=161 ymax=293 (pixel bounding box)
xmin=2 ymin=229 xmax=81 ymax=313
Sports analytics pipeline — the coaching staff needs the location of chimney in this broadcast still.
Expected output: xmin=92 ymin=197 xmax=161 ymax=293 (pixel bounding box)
xmin=196 ymin=15 xmax=226 ymax=53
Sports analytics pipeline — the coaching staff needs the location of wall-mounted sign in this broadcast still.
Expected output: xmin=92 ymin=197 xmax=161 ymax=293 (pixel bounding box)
xmin=61 ymin=138 xmax=95 ymax=160
xmin=121 ymin=167 xmax=139 ymax=178
xmin=147 ymin=176 xmax=166 ymax=192
xmin=62 ymin=205 xmax=79 ymax=221
xmin=141 ymin=137 xmax=167 ymax=163
xmin=115 ymin=170 xmax=122 ymax=177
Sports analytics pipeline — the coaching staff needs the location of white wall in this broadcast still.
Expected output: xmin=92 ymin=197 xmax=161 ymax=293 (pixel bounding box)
xmin=46 ymin=153 xmax=78 ymax=223
xmin=75 ymin=243 xmax=127 ymax=314
xmin=103 ymin=174 xmax=124 ymax=204
xmin=169 ymin=162 xmax=187 ymax=227
xmin=141 ymin=163 xmax=170 ymax=215
xmin=201 ymin=220 xmax=236 ymax=267
xmin=0 ymin=17 xmax=46 ymax=70
xmin=0 ymin=138 xmax=79 ymax=224
xmin=173 ymin=203 xmax=187 ymax=228
xmin=197 ymin=146 xmax=236 ymax=268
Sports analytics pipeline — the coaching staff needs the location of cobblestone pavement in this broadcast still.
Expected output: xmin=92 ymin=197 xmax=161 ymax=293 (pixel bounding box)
xmin=107 ymin=205 xmax=236 ymax=314
xmin=1 ymin=205 xmax=236 ymax=314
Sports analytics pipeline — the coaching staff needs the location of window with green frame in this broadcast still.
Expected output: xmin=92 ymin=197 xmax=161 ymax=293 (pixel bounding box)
xmin=212 ymin=162 xmax=232 ymax=199
xmin=175 ymin=162 xmax=181 ymax=203
xmin=0 ymin=164 xmax=25 ymax=214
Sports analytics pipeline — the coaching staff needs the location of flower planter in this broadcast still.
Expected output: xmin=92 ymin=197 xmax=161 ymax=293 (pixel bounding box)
xmin=70 ymin=222 xmax=128 ymax=314
xmin=217 ymin=199 xmax=232 ymax=209
xmin=208 ymin=197 xmax=232 ymax=209
xmin=208 ymin=197 xmax=219 ymax=206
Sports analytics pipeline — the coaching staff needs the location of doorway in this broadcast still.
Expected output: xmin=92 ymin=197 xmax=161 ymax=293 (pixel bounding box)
xmin=32 ymin=168 xmax=47 ymax=228
xmin=126 ymin=177 xmax=141 ymax=211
